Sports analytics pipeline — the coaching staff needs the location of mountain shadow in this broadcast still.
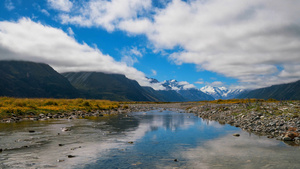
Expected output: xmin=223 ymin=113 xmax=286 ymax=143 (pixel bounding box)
xmin=0 ymin=60 xmax=79 ymax=98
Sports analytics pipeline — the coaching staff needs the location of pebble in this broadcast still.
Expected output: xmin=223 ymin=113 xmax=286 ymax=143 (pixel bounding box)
xmin=233 ymin=133 xmax=240 ymax=137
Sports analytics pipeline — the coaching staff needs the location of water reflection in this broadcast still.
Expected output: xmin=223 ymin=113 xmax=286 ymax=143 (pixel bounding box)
xmin=0 ymin=110 xmax=299 ymax=169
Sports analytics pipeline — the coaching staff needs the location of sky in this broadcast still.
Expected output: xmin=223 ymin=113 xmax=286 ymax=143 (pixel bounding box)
xmin=0 ymin=0 xmax=300 ymax=90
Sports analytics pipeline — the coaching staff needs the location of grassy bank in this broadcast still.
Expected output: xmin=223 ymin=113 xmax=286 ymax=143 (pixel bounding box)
xmin=0 ymin=97 xmax=120 ymax=119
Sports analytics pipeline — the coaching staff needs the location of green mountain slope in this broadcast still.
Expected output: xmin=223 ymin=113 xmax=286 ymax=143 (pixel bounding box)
xmin=237 ymin=80 xmax=300 ymax=100
xmin=0 ymin=60 xmax=79 ymax=98
xmin=62 ymin=72 xmax=159 ymax=101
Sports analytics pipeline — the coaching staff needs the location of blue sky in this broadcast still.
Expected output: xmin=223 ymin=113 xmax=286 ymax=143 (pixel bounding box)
xmin=0 ymin=0 xmax=300 ymax=90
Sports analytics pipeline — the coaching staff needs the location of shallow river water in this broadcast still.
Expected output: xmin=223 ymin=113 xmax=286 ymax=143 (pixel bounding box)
xmin=0 ymin=110 xmax=299 ymax=169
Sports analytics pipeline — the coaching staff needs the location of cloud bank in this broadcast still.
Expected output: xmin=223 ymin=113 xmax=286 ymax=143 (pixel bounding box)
xmin=57 ymin=0 xmax=300 ymax=89
xmin=0 ymin=18 xmax=165 ymax=90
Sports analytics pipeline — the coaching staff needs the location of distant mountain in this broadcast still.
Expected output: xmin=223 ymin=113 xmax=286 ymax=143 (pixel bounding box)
xmin=178 ymin=88 xmax=215 ymax=101
xmin=0 ymin=60 xmax=79 ymax=98
xmin=237 ymin=80 xmax=300 ymax=100
xmin=0 ymin=60 xmax=218 ymax=101
xmin=63 ymin=72 xmax=158 ymax=101
xmin=150 ymin=79 xmax=214 ymax=101
xmin=200 ymin=86 xmax=244 ymax=100
xmin=142 ymin=87 xmax=186 ymax=102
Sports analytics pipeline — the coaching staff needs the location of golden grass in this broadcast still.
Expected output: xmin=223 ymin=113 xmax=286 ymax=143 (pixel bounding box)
xmin=0 ymin=97 xmax=120 ymax=118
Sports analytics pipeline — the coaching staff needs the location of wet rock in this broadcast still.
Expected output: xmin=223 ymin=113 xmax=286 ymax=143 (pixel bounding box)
xmin=61 ymin=127 xmax=71 ymax=132
xmin=28 ymin=130 xmax=35 ymax=133
xmin=233 ymin=133 xmax=240 ymax=137
xmin=67 ymin=155 xmax=76 ymax=158
xmin=283 ymin=137 xmax=293 ymax=141
xmin=174 ymin=159 xmax=178 ymax=162
xmin=58 ymin=144 xmax=65 ymax=146
xmin=128 ymin=141 xmax=134 ymax=144
xmin=0 ymin=148 xmax=2 ymax=153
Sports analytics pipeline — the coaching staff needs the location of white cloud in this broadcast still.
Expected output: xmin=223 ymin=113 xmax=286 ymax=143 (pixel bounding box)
xmin=60 ymin=0 xmax=152 ymax=32
xmin=0 ymin=18 xmax=164 ymax=90
xmin=67 ymin=27 xmax=74 ymax=36
xmin=41 ymin=9 xmax=50 ymax=16
xmin=178 ymin=81 xmax=196 ymax=90
xmin=117 ymin=0 xmax=300 ymax=89
xmin=151 ymin=69 xmax=157 ymax=76
xmin=195 ymin=81 xmax=204 ymax=85
xmin=47 ymin=0 xmax=73 ymax=12
xmin=21 ymin=0 xmax=300 ymax=89
xmin=130 ymin=47 xmax=143 ymax=57
xmin=210 ymin=81 xmax=224 ymax=87
xmin=5 ymin=0 xmax=14 ymax=11
xmin=121 ymin=55 xmax=138 ymax=66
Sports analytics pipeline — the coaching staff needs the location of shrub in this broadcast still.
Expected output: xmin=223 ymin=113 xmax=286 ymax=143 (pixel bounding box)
xmin=82 ymin=101 xmax=90 ymax=107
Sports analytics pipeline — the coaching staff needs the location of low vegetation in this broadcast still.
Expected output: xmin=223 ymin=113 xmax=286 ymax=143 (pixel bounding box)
xmin=0 ymin=97 xmax=120 ymax=119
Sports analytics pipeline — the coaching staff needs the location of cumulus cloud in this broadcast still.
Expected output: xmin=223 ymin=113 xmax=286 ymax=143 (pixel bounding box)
xmin=60 ymin=0 xmax=152 ymax=32
xmin=0 ymin=18 xmax=163 ymax=90
xmin=47 ymin=0 xmax=73 ymax=12
xmin=114 ymin=0 xmax=300 ymax=89
xmin=29 ymin=0 xmax=300 ymax=89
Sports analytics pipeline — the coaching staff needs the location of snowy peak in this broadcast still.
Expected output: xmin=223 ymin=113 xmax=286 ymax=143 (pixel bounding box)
xmin=200 ymin=86 xmax=244 ymax=100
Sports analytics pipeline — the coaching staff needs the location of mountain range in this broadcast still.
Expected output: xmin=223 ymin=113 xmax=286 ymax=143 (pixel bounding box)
xmin=150 ymin=79 xmax=215 ymax=101
xmin=237 ymin=80 xmax=300 ymax=100
xmin=200 ymin=86 xmax=245 ymax=100
xmin=0 ymin=60 xmax=299 ymax=101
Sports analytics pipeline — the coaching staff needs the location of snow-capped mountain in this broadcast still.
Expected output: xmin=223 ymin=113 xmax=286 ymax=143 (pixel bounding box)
xmin=200 ymin=86 xmax=244 ymax=100
xmin=148 ymin=79 xmax=214 ymax=101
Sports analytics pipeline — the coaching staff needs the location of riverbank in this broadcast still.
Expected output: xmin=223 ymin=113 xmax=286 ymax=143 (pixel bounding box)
xmin=186 ymin=101 xmax=300 ymax=145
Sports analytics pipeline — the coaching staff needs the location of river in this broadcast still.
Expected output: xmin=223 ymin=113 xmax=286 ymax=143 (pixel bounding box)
xmin=0 ymin=109 xmax=299 ymax=168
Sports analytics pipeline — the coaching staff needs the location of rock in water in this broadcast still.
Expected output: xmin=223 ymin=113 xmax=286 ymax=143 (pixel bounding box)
xmin=67 ymin=155 xmax=76 ymax=158
xmin=61 ymin=127 xmax=71 ymax=132
xmin=233 ymin=133 xmax=240 ymax=137
xmin=283 ymin=137 xmax=292 ymax=141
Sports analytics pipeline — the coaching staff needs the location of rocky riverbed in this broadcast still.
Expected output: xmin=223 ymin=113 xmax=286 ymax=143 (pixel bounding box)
xmin=1 ymin=101 xmax=300 ymax=145
xmin=186 ymin=101 xmax=300 ymax=145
